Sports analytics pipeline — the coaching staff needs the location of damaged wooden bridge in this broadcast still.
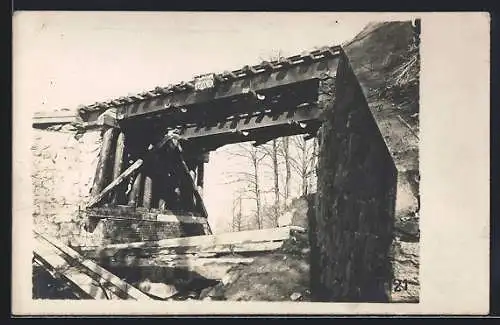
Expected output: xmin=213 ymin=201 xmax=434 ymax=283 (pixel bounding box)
xmin=33 ymin=44 xmax=348 ymax=300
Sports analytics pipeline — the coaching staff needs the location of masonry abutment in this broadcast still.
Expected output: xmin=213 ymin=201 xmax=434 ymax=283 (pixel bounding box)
xmin=311 ymin=53 xmax=398 ymax=302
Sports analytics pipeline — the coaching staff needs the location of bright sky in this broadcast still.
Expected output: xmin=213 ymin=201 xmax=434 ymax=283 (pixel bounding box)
xmin=14 ymin=12 xmax=379 ymax=233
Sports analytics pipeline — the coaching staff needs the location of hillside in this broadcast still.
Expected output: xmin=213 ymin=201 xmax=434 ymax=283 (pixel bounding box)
xmin=344 ymin=20 xmax=420 ymax=131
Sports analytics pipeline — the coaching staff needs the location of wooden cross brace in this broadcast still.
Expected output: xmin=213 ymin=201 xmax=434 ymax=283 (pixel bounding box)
xmin=86 ymin=132 xmax=209 ymax=220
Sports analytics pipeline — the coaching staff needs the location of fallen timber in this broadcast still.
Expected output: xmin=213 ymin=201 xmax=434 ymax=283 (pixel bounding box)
xmin=79 ymin=226 xmax=305 ymax=259
xmin=32 ymin=110 xmax=76 ymax=128
xmin=33 ymin=231 xmax=152 ymax=300
xmin=77 ymin=227 xmax=304 ymax=284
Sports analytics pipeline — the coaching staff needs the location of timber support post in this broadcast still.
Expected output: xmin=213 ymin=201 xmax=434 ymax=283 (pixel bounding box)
xmin=128 ymin=172 xmax=143 ymax=207
xmin=91 ymin=127 xmax=118 ymax=197
xmin=111 ymin=131 xmax=126 ymax=204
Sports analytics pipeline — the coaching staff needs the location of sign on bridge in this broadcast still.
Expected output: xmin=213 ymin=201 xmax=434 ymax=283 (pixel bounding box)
xmin=194 ymin=73 xmax=216 ymax=91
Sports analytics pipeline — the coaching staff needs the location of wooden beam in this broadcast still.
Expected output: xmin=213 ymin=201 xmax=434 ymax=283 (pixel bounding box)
xmin=166 ymin=138 xmax=210 ymax=220
xmin=32 ymin=111 xmax=76 ymax=127
xmin=197 ymin=161 xmax=205 ymax=197
xmin=87 ymin=159 xmax=144 ymax=208
xmin=34 ymin=232 xmax=151 ymax=300
xmin=91 ymin=127 xmax=118 ymax=197
xmin=85 ymin=208 xmax=207 ymax=224
xmin=79 ymin=226 xmax=298 ymax=258
xmin=127 ymin=172 xmax=143 ymax=207
xmin=82 ymin=240 xmax=285 ymax=260
xmin=111 ymin=131 xmax=126 ymax=204
xmin=32 ymin=116 xmax=76 ymax=127
xmin=142 ymin=175 xmax=153 ymax=209
xmin=33 ymin=239 xmax=111 ymax=299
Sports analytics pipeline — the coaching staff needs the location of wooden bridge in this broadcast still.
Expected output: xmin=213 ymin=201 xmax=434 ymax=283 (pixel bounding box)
xmin=71 ymin=45 xmax=344 ymax=233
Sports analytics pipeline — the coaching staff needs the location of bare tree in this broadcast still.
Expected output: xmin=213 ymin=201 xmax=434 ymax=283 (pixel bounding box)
xmin=289 ymin=135 xmax=318 ymax=196
xmin=224 ymin=143 xmax=268 ymax=230
xmin=271 ymin=139 xmax=280 ymax=222
xmin=231 ymin=189 xmax=244 ymax=232
xmin=280 ymin=137 xmax=292 ymax=206
xmin=257 ymin=139 xmax=281 ymax=228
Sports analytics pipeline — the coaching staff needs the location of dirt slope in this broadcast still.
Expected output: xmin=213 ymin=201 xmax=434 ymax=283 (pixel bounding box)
xmin=344 ymin=20 xmax=420 ymax=130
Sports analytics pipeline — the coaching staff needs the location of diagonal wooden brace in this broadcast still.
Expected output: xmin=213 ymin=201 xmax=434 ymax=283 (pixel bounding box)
xmin=86 ymin=132 xmax=181 ymax=209
xmin=86 ymin=159 xmax=144 ymax=208
xmin=166 ymin=136 xmax=210 ymax=224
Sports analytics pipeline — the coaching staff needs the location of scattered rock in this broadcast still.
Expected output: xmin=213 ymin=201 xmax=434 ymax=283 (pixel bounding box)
xmin=290 ymin=292 xmax=302 ymax=301
xmin=61 ymin=124 xmax=78 ymax=132
xmin=221 ymin=272 xmax=239 ymax=286
xmin=137 ymin=279 xmax=178 ymax=300
xmin=199 ymin=282 xmax=226 ymax=301
xmin=47 ymin=124 xmax=63 ymax=131
xmin=187 ymin=291 xmax=198 ymax=299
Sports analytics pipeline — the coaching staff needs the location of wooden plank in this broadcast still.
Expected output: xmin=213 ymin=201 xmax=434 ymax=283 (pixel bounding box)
xmin=32 ymin=111 xmax=76 ymax=127
xmin=157 ymin=241 xmax=285 ymax=255
xmin=81 ymin=240 xmax=285 ymax=259
xmin=33 ymin=237 xmax=110 ymax=300
xmin=33 ymin=259 xmax=87 ymax=299
xmin=32 ymin=115 xmax=76 ymax=127
xmin=35 ymin=232 xmax=152 ymax=300
xmin=87 ymin=159 xmax=144 ymax=208
xmin=80 ymin=226 xmax=294 ymax=257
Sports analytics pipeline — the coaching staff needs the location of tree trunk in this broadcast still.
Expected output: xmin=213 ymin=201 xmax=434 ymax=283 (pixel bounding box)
xmin=252 ymin=155 xmax=262 ymax=230
xmin=283 ymin=137 xmax=291 ymax=206
xmin=238 ymin=195 xmax=242 ymax=231
xmin=272 ymin=139 xmax=280 ymax=226
xmin=302 ymin=138 xmax=308 ymax=196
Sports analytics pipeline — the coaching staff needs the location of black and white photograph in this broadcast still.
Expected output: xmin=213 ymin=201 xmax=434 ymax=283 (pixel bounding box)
xmin=12 ymin=12 xmax=489 ymax=315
